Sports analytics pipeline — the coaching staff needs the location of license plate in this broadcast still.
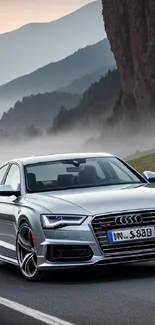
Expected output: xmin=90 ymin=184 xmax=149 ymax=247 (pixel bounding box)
xmin=108 ymin=227 xmax=155 ymax=243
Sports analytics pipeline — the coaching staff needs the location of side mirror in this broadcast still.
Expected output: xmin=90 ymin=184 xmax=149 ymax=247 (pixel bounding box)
xmin=142 ymin=171 xmax=155 ymax=183
xmin=0 ymin=185 xmax=20 ymax=197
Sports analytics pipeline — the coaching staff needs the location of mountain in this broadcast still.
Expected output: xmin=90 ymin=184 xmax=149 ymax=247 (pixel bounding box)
xmin=0 ymin=92 xmax=80 ymax=137
xmin=0 ymin=1 xmax=105 ymax=86
xmin=59 ymin=65 xmax=115 ymax=94
xmin=0 ymin=69 xmax=120 ymax=138
xmin=50 ymin=69 xmax=121 ymax=132
xmin=0 ymin=39 xmax=115 ymax=115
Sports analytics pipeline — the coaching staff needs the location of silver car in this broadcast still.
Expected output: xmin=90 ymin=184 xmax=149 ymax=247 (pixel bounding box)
xmin=0 ymin=152 xmax=155 ymax=281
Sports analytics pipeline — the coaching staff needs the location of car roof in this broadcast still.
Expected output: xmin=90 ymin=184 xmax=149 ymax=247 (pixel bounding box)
xmin=7 ymin=152 xmax=115 ymax=166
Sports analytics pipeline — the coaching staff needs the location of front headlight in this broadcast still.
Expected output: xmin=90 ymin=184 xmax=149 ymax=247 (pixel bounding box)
xmin=41 ymin=214 xmax=87 ymax=229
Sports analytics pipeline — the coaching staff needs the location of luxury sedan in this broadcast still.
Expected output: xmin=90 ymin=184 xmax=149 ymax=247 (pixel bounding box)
xmin=0 ymin=152 xmax=155 ymax=281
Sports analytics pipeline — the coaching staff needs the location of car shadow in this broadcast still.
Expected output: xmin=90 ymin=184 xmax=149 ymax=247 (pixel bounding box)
xmin=0 ymin=261 xmax=155 ymax=285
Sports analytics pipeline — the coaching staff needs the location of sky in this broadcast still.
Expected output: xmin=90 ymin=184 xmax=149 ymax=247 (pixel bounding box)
xmin=0 ymin=0 xmax=95 ymax=34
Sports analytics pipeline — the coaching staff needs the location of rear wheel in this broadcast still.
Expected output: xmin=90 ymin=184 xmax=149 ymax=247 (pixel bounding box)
xmin=16 ymin=222 xmax=44 ymax=281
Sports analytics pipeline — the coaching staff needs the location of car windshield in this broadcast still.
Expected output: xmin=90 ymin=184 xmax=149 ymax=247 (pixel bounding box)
xmin=25 ymin=157 xmax=145 ymax=193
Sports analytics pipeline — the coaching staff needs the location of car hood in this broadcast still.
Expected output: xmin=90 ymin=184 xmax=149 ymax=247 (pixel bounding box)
xmin=25 ymin=183 xmax=155 ymax=215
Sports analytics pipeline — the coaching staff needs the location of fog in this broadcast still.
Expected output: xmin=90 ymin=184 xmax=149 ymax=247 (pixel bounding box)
xmin=0 ymin=129 xmax=155 ymax=165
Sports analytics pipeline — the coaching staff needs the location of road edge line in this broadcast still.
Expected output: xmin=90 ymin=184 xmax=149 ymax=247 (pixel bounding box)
xmin=0 ymin=296 xmax=74 ymax=325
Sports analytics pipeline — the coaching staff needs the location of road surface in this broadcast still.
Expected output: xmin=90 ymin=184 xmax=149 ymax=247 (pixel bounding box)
xmin=0 ymin=261 xmax=155 ymax=325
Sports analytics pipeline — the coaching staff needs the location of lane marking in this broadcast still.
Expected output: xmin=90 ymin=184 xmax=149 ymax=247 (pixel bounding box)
xmin=0 ymin=296 xmax=74 ymax=325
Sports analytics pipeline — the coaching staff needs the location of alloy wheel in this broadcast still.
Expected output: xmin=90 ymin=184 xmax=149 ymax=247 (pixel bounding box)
xmin=16 ymin=223 xmax=38 ymax=280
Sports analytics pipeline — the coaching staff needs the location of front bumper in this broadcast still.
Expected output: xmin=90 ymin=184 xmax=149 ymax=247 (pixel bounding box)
xmin=36 ymin=213 xmax=155 ymax=270
xmin=38 ymin=253 xmax=155 ymax=270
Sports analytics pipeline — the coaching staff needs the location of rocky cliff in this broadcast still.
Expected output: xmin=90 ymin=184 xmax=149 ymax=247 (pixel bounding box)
xmin=102 ymin=0 xmax=155 ymax=130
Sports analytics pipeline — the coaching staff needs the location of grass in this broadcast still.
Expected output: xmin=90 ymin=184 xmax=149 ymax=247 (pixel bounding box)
xmin=129 ymin=153 xmax=155 ymax=173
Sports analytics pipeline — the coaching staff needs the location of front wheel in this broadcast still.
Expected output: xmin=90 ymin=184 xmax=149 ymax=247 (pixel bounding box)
xmin=16 ymin=222 xmax=44 ymax=281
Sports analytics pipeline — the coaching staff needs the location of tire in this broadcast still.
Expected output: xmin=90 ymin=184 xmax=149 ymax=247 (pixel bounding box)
xmin=16 ymin=222 xmax=44 ymax=281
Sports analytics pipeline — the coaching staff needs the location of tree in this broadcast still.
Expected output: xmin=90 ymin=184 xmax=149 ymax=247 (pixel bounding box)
xmin=102 ymin=0 xmax=155 ymax=129
xmin=24 ymin=124 xmax=41 ymax=137
xmin=53 ymin=106 xmax=68 ymax=130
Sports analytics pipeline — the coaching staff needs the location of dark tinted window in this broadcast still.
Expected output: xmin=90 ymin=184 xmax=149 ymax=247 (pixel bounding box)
xmin=25 ymin=157 xmax=143 ymax=193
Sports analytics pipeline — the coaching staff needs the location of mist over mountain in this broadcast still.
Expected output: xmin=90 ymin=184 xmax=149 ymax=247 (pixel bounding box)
xmin=0 ymin=39 xmax=115 ymax=115
xmin=51 ymin=69 xmax=121 ymax=133
xmin=0 ymin=1 xmax=105 ymax=86
xmin=0 ymin=92 xmax=80 ymax=137
xmin=0 ymin=69 xmax=120 ymax=138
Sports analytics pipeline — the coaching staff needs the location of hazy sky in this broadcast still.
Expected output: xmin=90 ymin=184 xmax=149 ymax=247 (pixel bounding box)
xmin=0 ymin=0 xmax=95 ymax=34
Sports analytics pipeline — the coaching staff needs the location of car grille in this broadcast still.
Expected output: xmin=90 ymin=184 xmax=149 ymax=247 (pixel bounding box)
xmin=92 ymin=210 xmax=155 ymax=260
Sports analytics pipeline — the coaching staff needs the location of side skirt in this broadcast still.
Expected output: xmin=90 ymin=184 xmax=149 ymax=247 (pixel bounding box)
xmin=0 ymin=255 xmax=18 ymax=266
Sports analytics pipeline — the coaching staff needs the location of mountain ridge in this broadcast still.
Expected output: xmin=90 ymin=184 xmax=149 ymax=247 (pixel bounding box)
xmin=0 ymin=1 xmax=99 ymax=36
xmin=0 ymin=70 xmax=121 ymax=138
xmin=0 ymin=0 xmax=105 ymax=85
xmin=59 ymin=65 xmax=116 ymax=94
xmin=0 ymin=39 xmax=115 ymax=115
xmin=0 ymin=91 xmax=80 ymax=136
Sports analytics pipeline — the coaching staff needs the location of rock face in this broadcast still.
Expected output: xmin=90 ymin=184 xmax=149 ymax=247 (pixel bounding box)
xmin=102 ymin=0 xmax=155 ymax=129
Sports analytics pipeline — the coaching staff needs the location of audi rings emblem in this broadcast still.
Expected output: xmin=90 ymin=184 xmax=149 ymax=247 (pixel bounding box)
xmin=115 ymin=214 xmax=143 ymax=225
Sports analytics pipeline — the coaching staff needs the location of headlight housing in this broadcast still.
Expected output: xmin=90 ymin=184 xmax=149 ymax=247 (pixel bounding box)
xmin=41 ymin=214 xmax=87 ymax=229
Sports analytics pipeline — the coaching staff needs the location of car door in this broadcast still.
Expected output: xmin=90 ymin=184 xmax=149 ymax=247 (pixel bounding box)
xmin=0 ymin=163 xmax=11 ymax=256
xmin=0 ymin=163 xmax=21 ymax=259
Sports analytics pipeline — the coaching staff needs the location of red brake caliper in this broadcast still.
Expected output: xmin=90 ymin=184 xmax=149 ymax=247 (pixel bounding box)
xmin=31 ymin=232 xmax=36 ymax=248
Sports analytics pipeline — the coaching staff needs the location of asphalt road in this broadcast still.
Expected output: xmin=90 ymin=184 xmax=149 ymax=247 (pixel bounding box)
xmin=1 ymin=261 xmax=155 ymax=325
xmin=0 ymin=305 xmax=50 ymax=325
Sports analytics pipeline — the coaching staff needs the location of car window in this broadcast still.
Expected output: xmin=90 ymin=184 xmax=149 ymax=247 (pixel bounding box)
xmin=25 ymin=157 xmax=143 ymax=193
xmin=27 ymin=160 xmax=105 ymax=181
xmin=109 ymin=161 xmax=134 ymax=182
xmin=4 ymin=164 xmax=20 ymax=191
xmin=28 ymin=163 xmax=66 ymax=181
xmin=86 ymin=160 xmax=105 ymax=179
xmin=0 ymin=164 xmax=9 ymax=184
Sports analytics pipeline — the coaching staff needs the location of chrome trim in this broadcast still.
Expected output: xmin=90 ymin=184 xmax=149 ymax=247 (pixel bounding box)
xmin=38 ymin=255 xmax=103 ymax=269
xmin=115 ymin=214 xmax=143 ymax=226
xmin=41 ymin=239 xmax=96 ymax=246
xmin=91 ymin=208 xmax=155 ymax=221
xmin=89 ymin=218 xmax=104 ymax=256
xmin=90 ymin=209 xmax=155 ymax=258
